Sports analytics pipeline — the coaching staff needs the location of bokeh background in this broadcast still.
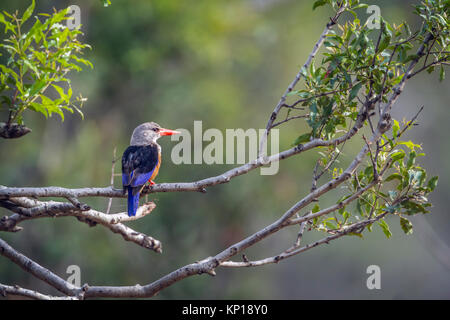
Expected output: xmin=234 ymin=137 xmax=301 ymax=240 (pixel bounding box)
xmin=1 ymin=0 xmax=449 ymax=299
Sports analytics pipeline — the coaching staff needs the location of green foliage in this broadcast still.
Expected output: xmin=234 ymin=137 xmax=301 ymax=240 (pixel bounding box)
xmin=301 ymin=0 xmax=448 ymax=239
xmin=0 ymin=0 xmax=92 ymax=124
xmin=292 ymin=0 xmax=448 ymax=143
xmin=309 ymin=113 xmax=439 ymax=238
xmin=101 ymin=0 xmax=112 ymax=7
xmin=313 ymin=0 xmax=363 ymax=11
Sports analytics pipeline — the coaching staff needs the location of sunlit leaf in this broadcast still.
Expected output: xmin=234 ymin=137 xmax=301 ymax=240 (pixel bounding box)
xmin=400 ymin=217 xmax=413 ymax=235
xmin=378 ymin=220 xmax=392 ymax=238
xmin=21 ymin=0 xmax=35 ymax=25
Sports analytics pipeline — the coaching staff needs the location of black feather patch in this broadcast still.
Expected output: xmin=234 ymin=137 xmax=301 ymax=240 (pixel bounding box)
xmin=122 ymin=143 xmax=159 ymax=191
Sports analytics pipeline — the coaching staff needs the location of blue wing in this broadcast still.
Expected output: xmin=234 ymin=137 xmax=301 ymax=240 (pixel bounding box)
xmin=122 ymin=144 xmax=159 ymax=189
xmin=122 ymin=169 xmax=155 ymax=188
xmin=122 ymin=170 xmax=133 ymax=186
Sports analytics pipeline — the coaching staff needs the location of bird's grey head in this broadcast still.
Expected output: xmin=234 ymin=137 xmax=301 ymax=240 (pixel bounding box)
xmin=130 ymin=122 xmax=180 ymax=146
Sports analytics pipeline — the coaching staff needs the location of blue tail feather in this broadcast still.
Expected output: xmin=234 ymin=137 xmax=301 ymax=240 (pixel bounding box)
xmin=127 ymin=186 xmax=140 ymax=216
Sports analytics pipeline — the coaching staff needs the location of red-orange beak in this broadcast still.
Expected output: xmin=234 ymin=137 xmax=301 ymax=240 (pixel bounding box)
xmin=159 ymin=128 xmax=181 ymax=136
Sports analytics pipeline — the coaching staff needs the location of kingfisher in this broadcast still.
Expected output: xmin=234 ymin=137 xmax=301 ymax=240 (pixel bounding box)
xmin=122 ymin=122 xmax=180 ymax=216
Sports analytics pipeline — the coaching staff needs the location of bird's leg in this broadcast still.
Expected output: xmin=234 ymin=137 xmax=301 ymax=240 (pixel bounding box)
xmin=143 ymin=180 xmax=155 ymax=203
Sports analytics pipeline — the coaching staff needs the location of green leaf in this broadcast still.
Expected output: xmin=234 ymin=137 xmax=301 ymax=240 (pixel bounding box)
xmin=398 ymin=140 xmax=422 ymax=151
xmin=347 ymin=232 xmax=363 ymax=238
xmin=21 ymin=0 xmax=35 ymax=25
xmin=356 ymin=198 xmax=364 ymax=216
xmin=39 ymin=95 xmax=65 ymax=121
xmin=324 ymin=221 xmax=337 ymax=229
xmin=385 ymin=173 xmax=403 ymax=183
xmin=439 ymin=65 xmax=445 ymax=82
xmin=353 ymin=4 xmax=369 ymax=9
xmin=0 ymin=65 xmax=19 ymax=83
xmin=26 ymin=18 xmax=42 ymax=42
xmin=427 ymin=176 xmax=438 ymax=191
xmin=0 ymin=12 xmax=16 ymax=34
xmin=390 ymin=150 xmax=405 ymax=162
xmin=312 ymin=203 xmax=320 ymax=213
xmin=400 ymin=217 xmax=413 ymax=235
xmin=52 ymin=84 xmax=68 ymax=102
xmin=23 ymin=59 xmax=40 ymax=77
xmin=402 ymin=200 xmax=429 ymax=215
xmin=69 ymin=55 xmax=94 ymax=69
xmin=341 ymin=210 xmax=349 ymax=223
xmin=31 ymin=49 xmax=46 ymax=65
xmin=313 ymin=0 xmax=328 ymax=10
xmin=293 ymin=132 xmax=311 ymax=146
xmin=392 ymin=119 xmax=400 ymax=138
xmin=378 ymin=32 xmax=391 ymax=53
xmin=28 ymin=102 xmax=48 ymax=118
xmin=407 ymin=151 xmax=416 ymax=169
xmin=343 ymin=69 xmax=352 ymax=85
xmin=28 ymin=79 xmax=46 ymax=96
xmin=349 ymin=82 xmax=363 ymax=101
xmin=378 ymin=220 xmax=392 ymax=239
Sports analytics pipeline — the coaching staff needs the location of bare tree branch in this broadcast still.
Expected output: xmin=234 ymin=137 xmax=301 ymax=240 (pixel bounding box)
xmin=106 ymin=147 xmax=118 ymax=215
xmin=0 ymin=125 xmax=362 ymax=199
xmin=0 ymin=198 xmax=161 ymax=253
xmin=0 ymin=283 xmax=77 ymax=300
xmin=0 ymin=122 xmax=32 ymax=139
xmin=0 ymin=237 xmax=79 ymax=296
xmin=220 ymin=213 xmax=388 ymax=268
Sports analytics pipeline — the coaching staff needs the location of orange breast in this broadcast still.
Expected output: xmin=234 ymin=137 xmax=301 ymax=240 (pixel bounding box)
xmin=150 ymin=152 xmax=161 ymax=180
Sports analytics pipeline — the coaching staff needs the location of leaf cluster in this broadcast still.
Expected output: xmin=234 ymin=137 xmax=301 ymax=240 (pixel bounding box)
xmin=0 ymin=0 xmax=92 ymax=125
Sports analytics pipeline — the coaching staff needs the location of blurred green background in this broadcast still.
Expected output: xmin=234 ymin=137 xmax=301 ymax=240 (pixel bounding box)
xmin=0 ymin=0 xmax=449 ymax=299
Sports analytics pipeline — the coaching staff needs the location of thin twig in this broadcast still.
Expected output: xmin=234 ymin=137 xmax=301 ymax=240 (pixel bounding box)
xmin=258 ymin=4 xmax=347 ymax=157
xmin=106 ymin=147 xmax=117 ymax=215
xmin=270 ymin=115 xmax=308 ymax=129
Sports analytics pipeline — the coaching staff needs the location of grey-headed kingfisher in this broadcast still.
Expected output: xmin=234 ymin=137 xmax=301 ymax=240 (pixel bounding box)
xmin=122 ymin=122 xmax=180 ymax=216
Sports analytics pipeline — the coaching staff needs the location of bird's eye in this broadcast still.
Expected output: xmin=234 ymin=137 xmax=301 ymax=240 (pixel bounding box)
xmin=152 ymin=128 xmax=159 ymax=132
